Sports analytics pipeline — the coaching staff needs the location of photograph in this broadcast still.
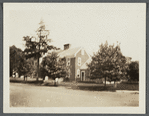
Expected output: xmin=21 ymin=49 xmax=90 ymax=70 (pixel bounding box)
xmin=3 ymin=3 xmax=146 ymax=113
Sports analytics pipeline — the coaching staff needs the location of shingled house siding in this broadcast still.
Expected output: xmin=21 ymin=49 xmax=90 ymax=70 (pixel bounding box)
xmin=75 ymin=50 xmax=89 ymax=81
xmin=69 ymin=58 xmax=75 ymax=81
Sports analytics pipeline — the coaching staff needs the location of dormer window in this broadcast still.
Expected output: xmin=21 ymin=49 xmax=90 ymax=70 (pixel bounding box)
xmin=81 ymin=49 xmax=84 ymax=55
xmin=78 ymin=57 xmax=81 ymax=66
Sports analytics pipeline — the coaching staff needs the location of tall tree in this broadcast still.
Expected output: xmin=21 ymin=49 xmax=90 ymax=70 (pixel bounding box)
xmin=87 ymin=41 xmax=126 ymax=86
xmin=23 ymin=19 xmax=60 ymax=81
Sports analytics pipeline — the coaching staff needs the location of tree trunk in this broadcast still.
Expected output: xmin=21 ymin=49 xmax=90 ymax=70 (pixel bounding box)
xmin=105 ymin=77 xmax=106 ymax=87
xmin=43 ymin=76 xmax=45 ymax=81
xmin=36 ymin=30 xmax=41 ymax=81
xmin=24 ymin=76 xmax=25 ymax=81
xmin=114 ymin=81 xmax=117 ymax=88
xmin=10 ymin=68 xmax=12 ymax=77
xmin=54 ymin=80 xmax=56 ymax=86
xmin=36 ymin=56 xmax=39 ymax=81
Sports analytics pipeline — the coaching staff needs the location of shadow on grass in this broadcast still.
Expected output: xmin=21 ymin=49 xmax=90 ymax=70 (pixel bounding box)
xmin=41 ymin=82 xmax=58 ymax=87
xmin=63 ymin=83 xmax=139 ymax=92
xmin=77 ymin=81 xmax=96 ymax=84
xmin=10 ymin=78 xmax=59 ymax=87
xmin=65 ymin=85 xmax=116 ymax=92
xmin=10 ymin=79 xmax=43 ymax=84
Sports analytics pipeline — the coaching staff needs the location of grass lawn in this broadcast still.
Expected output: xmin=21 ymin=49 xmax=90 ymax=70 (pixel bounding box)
xmin=10 ymin=77 xmax=139 ymax=92
xmin=10 ymin=77 xmax=139 ymax=107
xmin=10 ymin=83 xmax=139 ymax=107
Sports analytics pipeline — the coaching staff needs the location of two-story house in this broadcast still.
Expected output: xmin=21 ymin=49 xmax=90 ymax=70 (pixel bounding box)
xmin=56 ymin=44 xmax=91 ymax=81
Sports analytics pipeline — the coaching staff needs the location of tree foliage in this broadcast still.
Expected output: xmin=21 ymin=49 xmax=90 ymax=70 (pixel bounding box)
xmin=17 ymin=56 xmax=32 ymax=77
xmin=10 ymin=45 xmax=35 ymax=77
xmin=23 ymin=20 xmax=60 ymax=59
xmin=23 ymin=20 xmax=60 ymax=80
xmin=40 ymin=52 xmax=69 ymax=80
xmin=127 ymin=61 xmax=139 ymax=81
xmin=87 ymin=41 xmax=126 ymax=85
xmin=10 ymin=45 xmax=23 ymax=76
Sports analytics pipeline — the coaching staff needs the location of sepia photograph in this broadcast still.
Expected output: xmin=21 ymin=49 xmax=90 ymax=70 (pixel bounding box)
xmin=3 ymin=3 xmax=146 ymax=113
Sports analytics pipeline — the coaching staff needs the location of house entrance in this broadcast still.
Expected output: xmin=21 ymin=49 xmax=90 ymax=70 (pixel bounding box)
xmin=81 ymin=71 xmax=85 ymax=81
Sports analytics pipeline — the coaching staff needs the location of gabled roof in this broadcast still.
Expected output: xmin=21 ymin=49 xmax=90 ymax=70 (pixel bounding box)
xmin=80 ymin=58 xmax=92 ymax=69
xmin=58 ymin=47 xmax=82 ymax=58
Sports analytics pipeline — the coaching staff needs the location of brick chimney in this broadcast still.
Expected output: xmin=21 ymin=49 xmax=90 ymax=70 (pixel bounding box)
xmin=64 ymin=44 xmax=71 ymax=50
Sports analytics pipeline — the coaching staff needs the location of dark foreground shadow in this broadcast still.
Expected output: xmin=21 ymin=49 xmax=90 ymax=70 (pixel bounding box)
xmin=10 ymin=79 xmax=43 ymax=84
xmin=10 ymin=78 xmax=139 ymax=91
xmin=41 ymin=82 xmax=58 ymax=87
xmin=10 ymin=78 xmax=59 ymax=87
xmin=62 ymin=82 xmax=139 ymax=92
xmin=68 ymin=85 xmax=116 ymax=92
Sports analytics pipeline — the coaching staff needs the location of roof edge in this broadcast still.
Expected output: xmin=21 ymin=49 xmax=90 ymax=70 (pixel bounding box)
xmin=80 ymin=57 xmax=92 ymax=69
xmin=74 ymin=47 xmax=83 ymax=57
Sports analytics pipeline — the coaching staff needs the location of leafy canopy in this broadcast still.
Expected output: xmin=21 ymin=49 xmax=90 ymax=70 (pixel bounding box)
xmin=10 ymin=45 xmax=35 ymax=77
xmin=127 ymin=61 xmax=139 ymax=81
xmin=88 ymin=41 xmax=126 ymax=82
xmin=40 ymin=52 xmax=69 ymax=80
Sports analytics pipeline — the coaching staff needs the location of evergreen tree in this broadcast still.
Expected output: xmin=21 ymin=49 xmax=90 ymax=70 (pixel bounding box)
xmin=23 ymin=19 xmax=60 ymax=81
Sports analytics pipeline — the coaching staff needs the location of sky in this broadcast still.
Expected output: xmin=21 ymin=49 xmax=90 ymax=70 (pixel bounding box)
xmin=5 ymin=3 xmax=146 ymax=61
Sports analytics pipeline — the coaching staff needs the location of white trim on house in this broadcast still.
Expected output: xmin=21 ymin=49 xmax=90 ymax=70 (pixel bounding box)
xmin=81 ymin=71 xmax=85 ymax=81
xmin=80 ymin=57 xmax=92 ymax=69
xmin=74 ymin=47 xmax=91 ymax=60
xmin=74 ymin=47 xmax=83 ymax=57
xmin=85 ymin=50 xmax=92 ymax=59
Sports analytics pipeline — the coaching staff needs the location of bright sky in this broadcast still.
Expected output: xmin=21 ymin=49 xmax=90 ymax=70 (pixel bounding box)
xmin=5 ymin=3 xmax=146 ymax=61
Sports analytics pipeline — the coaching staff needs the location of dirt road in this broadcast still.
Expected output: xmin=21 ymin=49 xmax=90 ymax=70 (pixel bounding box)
xmin=10 ymin=83 xmax=139 ymax=107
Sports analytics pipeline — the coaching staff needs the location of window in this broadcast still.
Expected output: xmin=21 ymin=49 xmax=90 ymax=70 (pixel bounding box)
xmin=67 ymin=58 xmax=70 ymax=66
xmin=78 ymin=57 xmax=81 ymax=66
xmin=77 ymin=69 xmax=80 ymax=78
xmin=81 ymin=49 xmax=84 ymax=55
